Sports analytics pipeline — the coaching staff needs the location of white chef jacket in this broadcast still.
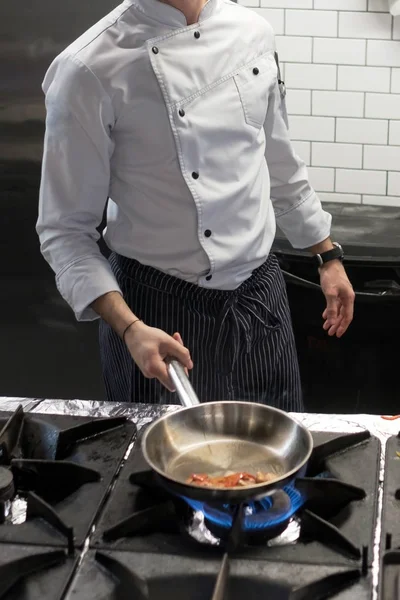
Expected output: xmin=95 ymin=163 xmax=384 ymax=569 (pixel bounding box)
xmin=36 ymin=0 xmax=332 ymax=321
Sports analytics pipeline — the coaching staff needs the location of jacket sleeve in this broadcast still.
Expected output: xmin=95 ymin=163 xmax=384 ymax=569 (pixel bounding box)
xmin=263 ymin=66 xmax=332 ymax=249
xmin=36 ymin=53 xmax=122 ymax=321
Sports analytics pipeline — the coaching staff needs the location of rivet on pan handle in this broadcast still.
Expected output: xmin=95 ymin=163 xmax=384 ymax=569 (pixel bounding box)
xmin=166 ymin=359 xmax=201 ymax=407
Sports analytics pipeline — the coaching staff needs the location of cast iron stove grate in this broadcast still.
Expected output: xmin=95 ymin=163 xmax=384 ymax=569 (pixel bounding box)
xmin=92 ymin=429 xmax=379 ymax=570
xmin=68 ymin=508 xmax=369 ymax=600
xmin=0 ymin=405 xmax=136 ymax=549
xmin=0 ymin=543 xmax=77 ymax=600
xmin=379 ymin=431 xmax=400 ymax=600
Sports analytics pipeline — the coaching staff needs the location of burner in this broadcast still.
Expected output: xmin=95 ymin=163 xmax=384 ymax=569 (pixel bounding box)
xmin=0 ymin=467 xmax=14 ymax=502
xmin=183 ymin=485 xmax=305 ymax=544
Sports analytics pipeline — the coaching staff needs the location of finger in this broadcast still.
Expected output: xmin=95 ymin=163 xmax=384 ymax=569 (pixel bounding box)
xmin=324 ymin=291 xmax=340 ymax=324
xmin=328 ymin=317 xmax=343 ymax=337
xmin=336 ymin=292 xmax=355 ymax=338
xmin=172 ymin=333 xmax=189 ymax=375
xmin=172 ymin=332 xmax=184 ymax=345
xmin=326 ymin=306 xmax=344 ymax=335
xmin=140 ymin=354 xmax=176 ymax=391
xmin=162 ymin=338 xmax=193 ymax=370
xmin=323 ymin=318 xmax=331 ymax=330
xmin=323 ymin=308 xmax=341 ymax=333
xmin=154 ymin=360 xmax=177 ymax=392
xmin=325 ymin=320 xmax=341 ymax=336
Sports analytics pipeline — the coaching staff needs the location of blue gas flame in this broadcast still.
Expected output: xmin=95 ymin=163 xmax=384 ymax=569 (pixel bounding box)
xmin=183 ymin=484 xmax=305 ymax=531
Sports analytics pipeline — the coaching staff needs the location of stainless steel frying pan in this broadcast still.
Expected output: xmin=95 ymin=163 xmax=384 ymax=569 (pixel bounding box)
xmin=142 ymin=360 xmax=313 ymax=503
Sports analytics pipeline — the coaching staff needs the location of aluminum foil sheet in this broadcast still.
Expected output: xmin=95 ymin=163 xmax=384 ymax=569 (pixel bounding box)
xmin=0 ymin=397 xmax=43 ymax=413
xmin=186 ymin=504 xmax=302 ymax=549
xmin=23 ymin=400 xmax=400 ymax=440
xmin=1 ymin=398 xmax=399 ymax=600
xmin=29 ymin=399 xmax=179 ymax=430
xmin=2 ymin=496 xmax=27 ymax=526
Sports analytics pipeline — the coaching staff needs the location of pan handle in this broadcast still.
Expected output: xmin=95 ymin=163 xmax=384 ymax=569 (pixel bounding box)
xmin=166 ymin=359 xmax=201 ymax=407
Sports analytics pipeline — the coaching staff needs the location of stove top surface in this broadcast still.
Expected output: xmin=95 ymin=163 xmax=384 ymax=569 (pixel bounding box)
xmin=66 ymin=550 xmax=371 ymax=600
xmin=0 ymin=404 xmax=387 ymax=600
xmin=91 ymin=429 xmax=380 ymax=570
xmin=379 ymin=433 xmax=400 ymax=600
xmin=381 ymin=434 xmax=400 ymax=551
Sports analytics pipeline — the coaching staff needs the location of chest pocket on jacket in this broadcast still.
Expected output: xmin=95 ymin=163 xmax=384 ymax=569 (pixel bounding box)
xmin=234 ymin=53 xmax=277 ymax=130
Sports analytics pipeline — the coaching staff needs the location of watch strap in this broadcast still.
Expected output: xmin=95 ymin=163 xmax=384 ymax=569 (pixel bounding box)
xmin=315 ymin=242 xmax=344 ymax=267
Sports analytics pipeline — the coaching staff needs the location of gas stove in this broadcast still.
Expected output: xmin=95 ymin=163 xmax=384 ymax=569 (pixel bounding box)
xmin=379 ymin=432 xmax=400 ymax=600
xmin=0 ymin=405 xmax=385 ymax=600
xmin=80 ymin=427 xmax=380 ymax=599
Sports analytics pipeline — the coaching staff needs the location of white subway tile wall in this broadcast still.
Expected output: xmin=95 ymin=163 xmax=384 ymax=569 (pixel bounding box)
xmin=389 ymin=121 xmax=400 ymax=144
xmin=364 ymin=145 xmax=400 ymax=170
xmin=284 ymin=89 xmax=312 ymax=115
xmin=394 ymin=16 xmax=400 ymax=40
xmin=237 ymin=0 xmax=400 ymax=206
xmin=312 ymin=91 xmax=364 ymax=117
xmin=388 ymin=171 xmax=400 ymax=195
xmin=336 ymin=118 xmax=388 ymax=144
xmin=338 ymin=12 xmax=392 ymax=39
xmin=365 ymin=93 xmax=400 ymax=119
xmin=285 ymin=10 xmax=338 ymax=37
xmin=275 ymin=36 xmax=312 ymax=62
xmin=318 ymin=192 xmax=362 ymax=203
xmin=335 ymin=168 xmax=387 ymax=194
xmin=291 ymin=141 xmax=311 ymax=165
xmin=392 ymin=69 xmax=400 ymax=93
xmin=367 ymin=40 xmax=400 ymax=67
xmin=337 ymin=66 xmax=390 ymax=92
xmin=289 ymin=116 xmax=335 ymax=141
xmin=368 ymin=0 xmax=388 ymax=11
xmin=307 ymin=167 xmax=335 ymax=191
xmin=313 ymin=38 xmax=366 ymax=65
xmin=285 ymin=63 xmax=336 ymax=89
xmin=251 ymin=8 xmax=285 ymax=32
xmin=312 ymin=142 xmax=363 ymax=168
xmin=316 ymin=0 xmax=367 ymax=9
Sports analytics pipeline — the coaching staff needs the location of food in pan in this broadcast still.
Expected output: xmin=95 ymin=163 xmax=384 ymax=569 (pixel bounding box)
xmin=186 ymin=471 xmax=276 ymax=488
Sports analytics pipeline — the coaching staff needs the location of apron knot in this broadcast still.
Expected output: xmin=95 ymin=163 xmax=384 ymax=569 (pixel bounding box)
xmin=214 ymin=291 xmax=281 ymax=376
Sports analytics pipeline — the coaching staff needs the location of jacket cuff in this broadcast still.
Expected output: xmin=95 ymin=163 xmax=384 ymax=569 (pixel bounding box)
xmin=276 ymin=192 xmax=332 ymax=250
xmin=56 ymin=255 xmax=122 ymax=321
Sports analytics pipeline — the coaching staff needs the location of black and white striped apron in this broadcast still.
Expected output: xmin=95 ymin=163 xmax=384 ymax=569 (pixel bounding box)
xmin=99 ymin=253 xmax=303 ymax=411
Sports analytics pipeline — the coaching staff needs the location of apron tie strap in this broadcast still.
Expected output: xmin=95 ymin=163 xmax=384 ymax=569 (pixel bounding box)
xmin=214 ymin=292 xmax=281 ymax=376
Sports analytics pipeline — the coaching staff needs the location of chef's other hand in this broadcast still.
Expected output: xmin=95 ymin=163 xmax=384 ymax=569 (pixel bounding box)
xmin=319 ymin=261 xmax=355 ymax=338
xmin=124 ymin=322 xmax=193 ymax=391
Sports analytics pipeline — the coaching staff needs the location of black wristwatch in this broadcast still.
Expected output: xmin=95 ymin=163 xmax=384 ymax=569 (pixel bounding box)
xmin=314 ymin=242 xmax=344 ymax=268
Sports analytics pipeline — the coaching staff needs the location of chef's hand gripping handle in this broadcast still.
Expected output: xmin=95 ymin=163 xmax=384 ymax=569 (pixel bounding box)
xmin=166 ymin=359 xmax=201 ymax=407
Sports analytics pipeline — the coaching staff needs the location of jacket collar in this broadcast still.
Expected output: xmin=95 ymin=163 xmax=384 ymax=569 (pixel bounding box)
xmin=124 ymin=0 xmax=222 ymax=28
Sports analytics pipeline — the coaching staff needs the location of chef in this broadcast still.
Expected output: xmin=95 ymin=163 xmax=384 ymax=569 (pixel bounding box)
xmin=37 ymin=0 xmax=355 ymax=410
